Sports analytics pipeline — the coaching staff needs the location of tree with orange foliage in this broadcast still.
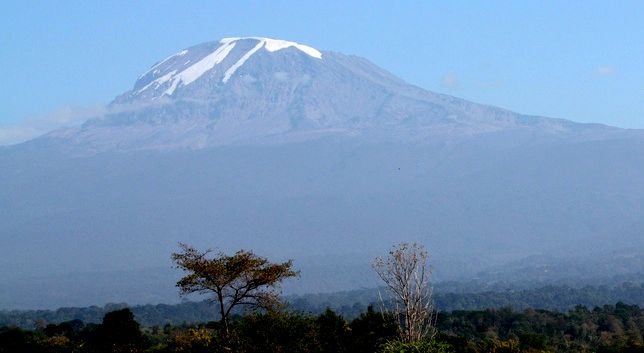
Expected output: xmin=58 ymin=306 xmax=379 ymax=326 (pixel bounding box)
xmin=172 ymin=243 xmax=298 ymax=346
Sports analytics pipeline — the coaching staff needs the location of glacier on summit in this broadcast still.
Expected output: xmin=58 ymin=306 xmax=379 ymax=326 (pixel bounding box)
xmin=36 ymin=36 xmax=617 ymax=153
xmin=129 ymin=37 xmax=322 ymax=99
xmin=2 ymin=37 xmax=644 ymax=308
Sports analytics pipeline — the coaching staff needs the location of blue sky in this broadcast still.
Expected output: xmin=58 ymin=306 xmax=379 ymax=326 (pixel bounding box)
xmin=1 ymin=1 xmax=643 ymax=143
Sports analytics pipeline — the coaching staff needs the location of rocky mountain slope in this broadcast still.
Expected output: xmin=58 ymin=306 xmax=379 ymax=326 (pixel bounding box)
xmin=2 ymin=37 xmax=643 ymax=309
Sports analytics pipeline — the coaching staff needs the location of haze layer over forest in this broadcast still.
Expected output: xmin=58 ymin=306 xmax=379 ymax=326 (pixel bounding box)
xmin=2 ymin=37 xmax=643 ymax=309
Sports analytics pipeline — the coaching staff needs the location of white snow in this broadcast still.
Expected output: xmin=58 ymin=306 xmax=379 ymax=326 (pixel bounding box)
xmin=222 ymin=37 xmax=322 ymax=59
xmin=221 ymin=37 xmax=321 ymax=83
xmin=223 ymin=40 xmax=265 ymax=83
xmin=136 ymin=70 xmax=177 ymax=93
xmin=263 ymin=38 xmax=322 ymax=59
xmin=162 ymin=41 xmax=236 ymax=95
xmin=135 ymin=37 xmax=322 ymax=96
xmin=164 ymin=78 xmax=181 ymax=96
xmin=172 ymin=42 xmax=235 ymax=86
xmin=138 ymin=50 xmax=189 ymax=79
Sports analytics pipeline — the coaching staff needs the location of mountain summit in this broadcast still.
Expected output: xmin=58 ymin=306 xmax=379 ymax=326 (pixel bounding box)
xmin=2 ymin=37 xmax=644 ymax=309
xmin=39 ymin=37 xmax=607 ymax=152
xmin=123 ymin=37 xmax=322 ymax=101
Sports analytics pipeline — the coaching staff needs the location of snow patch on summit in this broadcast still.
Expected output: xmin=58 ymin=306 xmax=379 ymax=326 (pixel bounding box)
xmin=137 ymin=70 xmax=177 ymax=93
xmin=164 ymin=41 xmax=236 ymax=95
xmin=264 ymin=39 xmax=322 ymax=59
xmin=221 ymin=37 xmax=322 ymax=83
xmin=223 ymin=40 xmax=265 ymax=83
xmin=222 ymin=37 xmax=322 ymax=59
xmin=133 ymin=37 xmax=322 ymax=98
xmin=138 ymin=50 xmax=188 ymax=79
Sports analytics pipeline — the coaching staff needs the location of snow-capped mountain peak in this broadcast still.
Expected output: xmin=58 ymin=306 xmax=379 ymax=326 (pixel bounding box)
xmin=126 ymin=37 xmax=322 ymax=101
xmin=57 ymin=36 xmax=611 ymax=153
xmin=221 ymin=37 xmax=322 ymax=59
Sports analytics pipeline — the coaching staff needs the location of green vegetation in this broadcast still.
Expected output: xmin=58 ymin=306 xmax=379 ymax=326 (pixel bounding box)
xmin=3 ymin=282 xmax=644 ymax=328
xmin=3 ymin=303 xmax=644 ymax=352
xmin=171 ymin=243 xmax=298 ymax=346
xmin=3 ymin=246 xmax=644 ymax=352
xmin=290 ymin=282 xmax=644 ymax=319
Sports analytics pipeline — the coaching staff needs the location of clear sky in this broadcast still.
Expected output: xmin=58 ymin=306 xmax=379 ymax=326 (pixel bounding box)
xmin=1 ymin=1 xmax=643 ymax=144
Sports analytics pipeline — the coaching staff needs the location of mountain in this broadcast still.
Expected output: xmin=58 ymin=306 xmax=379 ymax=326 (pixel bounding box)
xmin=2 ymin=37 xmax=644 ymax=309
xmin=39 ymin=37 xmax=613 ymax=152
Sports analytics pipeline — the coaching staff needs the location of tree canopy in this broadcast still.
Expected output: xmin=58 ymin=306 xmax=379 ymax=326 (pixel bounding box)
xmin=171 ymin=243 xmax=298 ymax=343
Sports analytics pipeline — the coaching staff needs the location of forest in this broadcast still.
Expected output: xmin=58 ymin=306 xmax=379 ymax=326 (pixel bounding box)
xmin=3 ymin=244 xmax=644 ymax=352
xmin=3 ymin=282 xmax=644 ymax=328
xmin=2 ymin=303 xmax=644 ymax=352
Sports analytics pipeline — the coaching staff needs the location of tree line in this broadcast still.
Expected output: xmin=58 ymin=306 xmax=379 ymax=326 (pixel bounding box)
xmin=3 ymin=242 xmax=644 ymax=352
xmin=3 ymin=303 xmax=644 ymax=352
xmin=3 ymin=282 xmax=644 ymax=329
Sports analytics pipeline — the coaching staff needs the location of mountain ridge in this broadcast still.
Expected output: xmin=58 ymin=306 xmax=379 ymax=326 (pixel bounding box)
xmin=20 ymin=36 xmax=627 ymax=154
xmin=2 ymin=37 xmax=644 ymax=309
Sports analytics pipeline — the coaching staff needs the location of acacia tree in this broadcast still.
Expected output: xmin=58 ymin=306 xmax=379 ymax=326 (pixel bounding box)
xmin=171 ymin=243 xmax=299 ymax=343
xmin=373 ymin=242 xmax=435 ymax=342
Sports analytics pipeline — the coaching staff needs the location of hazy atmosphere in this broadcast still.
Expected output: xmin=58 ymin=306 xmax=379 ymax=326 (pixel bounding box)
xmin=2 ymin=1 xmax=643 ymax=145
xmin=1 ymin=2 xmax=644 ymax=353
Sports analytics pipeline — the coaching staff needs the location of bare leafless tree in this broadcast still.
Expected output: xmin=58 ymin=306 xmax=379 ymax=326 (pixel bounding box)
xmin=373 ymin=242 xmax=436 ymax=342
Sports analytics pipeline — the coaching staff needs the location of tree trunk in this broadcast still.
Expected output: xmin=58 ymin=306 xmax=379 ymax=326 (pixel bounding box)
xmin=217 ymin=291 xmax=229 ymax=347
